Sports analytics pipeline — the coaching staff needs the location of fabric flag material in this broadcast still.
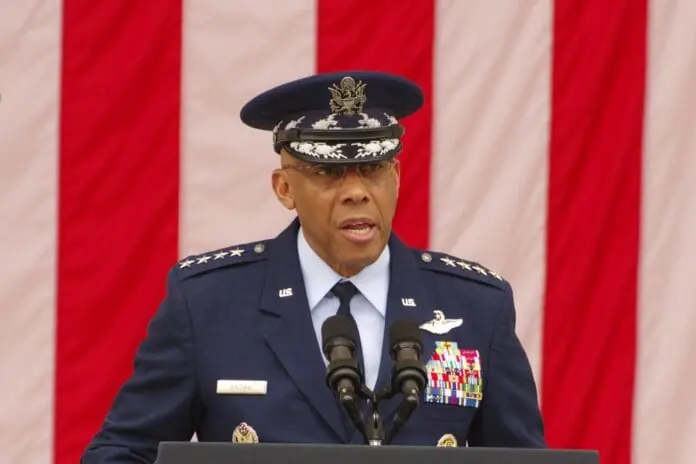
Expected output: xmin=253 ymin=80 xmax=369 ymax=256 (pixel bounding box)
xmin=0 ymin=1 xmax=694 ymax=463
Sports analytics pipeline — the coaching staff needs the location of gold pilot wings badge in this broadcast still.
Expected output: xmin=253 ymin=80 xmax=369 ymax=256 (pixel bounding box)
xmin=419 ymin=310 xmax=463 ymax=335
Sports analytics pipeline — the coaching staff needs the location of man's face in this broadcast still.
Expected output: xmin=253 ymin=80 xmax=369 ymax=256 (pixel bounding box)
xmin=272 ymin=149 xmax=401 ymax=277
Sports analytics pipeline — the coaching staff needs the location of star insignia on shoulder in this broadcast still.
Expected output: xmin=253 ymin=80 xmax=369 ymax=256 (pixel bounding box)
xmin=228 ymin=247 xmax=244 ymax=257
xmin=175 ymin=241 xmax=268 ymax=278
xmin=416 ymin=250 xmax=506 ymax=287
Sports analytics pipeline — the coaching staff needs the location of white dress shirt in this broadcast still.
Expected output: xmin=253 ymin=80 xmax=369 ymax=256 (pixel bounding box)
xmin=296 ymin=227 xmax=390 ymax=390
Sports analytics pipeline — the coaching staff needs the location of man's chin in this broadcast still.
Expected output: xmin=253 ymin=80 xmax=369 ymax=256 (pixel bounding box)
xmin=333 ymin=248 xmax=385 ymax=277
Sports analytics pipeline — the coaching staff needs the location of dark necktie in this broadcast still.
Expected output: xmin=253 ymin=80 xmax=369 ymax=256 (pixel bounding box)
xmin=330 ymin=281 xmax=364 ymax=375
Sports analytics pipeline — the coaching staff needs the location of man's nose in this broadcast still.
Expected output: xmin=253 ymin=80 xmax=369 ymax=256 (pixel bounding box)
xmin=339 ymin=170 xmax=370 ymax=204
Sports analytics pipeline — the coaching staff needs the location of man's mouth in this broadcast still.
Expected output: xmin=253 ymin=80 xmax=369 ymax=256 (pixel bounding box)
xmin=339 ymin=219 xmax=377 ymax=243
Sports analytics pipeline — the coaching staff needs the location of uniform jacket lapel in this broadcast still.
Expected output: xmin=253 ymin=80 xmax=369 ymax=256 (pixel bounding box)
xmin=258 ymin=219 xmax=347 ymax=442
xmin=374 ymin=235 xmax=439 ymax=425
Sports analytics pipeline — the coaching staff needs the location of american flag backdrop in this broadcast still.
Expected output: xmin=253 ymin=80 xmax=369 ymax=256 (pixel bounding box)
xmin=1 ymin=0 xmax=695 ymax=463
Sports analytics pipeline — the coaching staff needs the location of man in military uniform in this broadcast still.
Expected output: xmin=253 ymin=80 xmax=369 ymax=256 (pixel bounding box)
xmin=82 ymin=71 xmax=545 ymax=463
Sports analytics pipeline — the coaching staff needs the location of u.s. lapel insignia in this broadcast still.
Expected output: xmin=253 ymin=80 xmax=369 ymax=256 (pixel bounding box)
xmin=419 ymin=310 xmax=463 ymax=335
xmin=437 ymin=433 xmax=458 ymax=447
xmin=232 ymin=422 xmax=259 ymax=443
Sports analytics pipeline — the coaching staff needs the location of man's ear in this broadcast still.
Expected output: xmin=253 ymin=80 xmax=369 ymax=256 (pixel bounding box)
xmin=271 ymin=169 xmax=296 ymax=210
xmin=393 ymin=159 xmax=401 ymax=197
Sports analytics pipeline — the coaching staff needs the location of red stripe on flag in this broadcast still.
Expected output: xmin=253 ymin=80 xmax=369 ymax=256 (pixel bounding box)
xmin=316 ymin=0 xmax=435 ymax=249
xmin=543 ymin=1 xmax=646 ymax=462
xmin=56 ymin=2 xmax=183 ymax=462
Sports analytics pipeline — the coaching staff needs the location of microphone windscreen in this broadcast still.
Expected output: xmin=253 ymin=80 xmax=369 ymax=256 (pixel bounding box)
xmin=321 ymin=315 xmax=358 ymax=349
xmin=388 ymin=318 xmax=422 ymax=346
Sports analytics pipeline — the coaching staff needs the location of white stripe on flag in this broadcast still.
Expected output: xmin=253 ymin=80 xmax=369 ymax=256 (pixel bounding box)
xmin=430 ymin=0 xmax=552 ymax=386
xmin=636 ymin=1 xmax=696 ymax=463
xmin=180 ymin=0 xmax=316 ymax=256
xmin=0 ymin=2 xmax=61 ymax=463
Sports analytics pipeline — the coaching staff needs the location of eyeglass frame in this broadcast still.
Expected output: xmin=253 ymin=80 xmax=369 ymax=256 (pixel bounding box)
xmin=279 ymin=159 xmax=399 ymax=185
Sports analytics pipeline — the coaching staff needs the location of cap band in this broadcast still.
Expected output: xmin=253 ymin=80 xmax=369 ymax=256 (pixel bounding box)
xmin=274 ymin=125 xmax=405 ymax=145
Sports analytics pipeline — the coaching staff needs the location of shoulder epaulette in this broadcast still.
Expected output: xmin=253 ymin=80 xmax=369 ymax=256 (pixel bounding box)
xmin=414 ymin=249 xmax=508 ymax=290
xmin=174 ymin=240 xmax=269 ymax=279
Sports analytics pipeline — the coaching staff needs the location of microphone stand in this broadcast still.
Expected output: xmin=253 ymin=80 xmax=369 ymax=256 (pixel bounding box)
xmin=371 ymin=385 xmax=418 ymax=445
xmin=330 ymin=358 xmax=423 ymax=446
xmin=340 ymin=384 xmax=384 ymax=446
xmin=383 ymin=389 xmax=418 ymax=445
xmin=360 ymin=385 xmax=384 ymax=446
xmin=337 ymin=385 xmax=368 ymax=440
xmin=338 ymin=383 xmax=420 ymax=446
xmin=332 ymin=372 xmax=385 ymax=446
xmin=338 ymin=379 xmax=422 ymax=446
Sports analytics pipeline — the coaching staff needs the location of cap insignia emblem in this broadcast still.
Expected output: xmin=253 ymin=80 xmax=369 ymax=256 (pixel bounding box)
xmin=328 ymin=76 xmax=367 ymax=115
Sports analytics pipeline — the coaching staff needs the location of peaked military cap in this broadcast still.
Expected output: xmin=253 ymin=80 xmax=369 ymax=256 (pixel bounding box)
xmin=239 ymin=71 xmax=424 ymax=164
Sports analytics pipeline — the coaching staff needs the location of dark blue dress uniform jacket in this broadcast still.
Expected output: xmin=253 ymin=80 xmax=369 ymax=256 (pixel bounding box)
xmin=82 ymin=219 xmax=545 ymax=462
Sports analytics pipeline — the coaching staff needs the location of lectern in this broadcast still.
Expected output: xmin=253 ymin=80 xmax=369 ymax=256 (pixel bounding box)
xmin=156 ymin=442 xmax=599 ymax=464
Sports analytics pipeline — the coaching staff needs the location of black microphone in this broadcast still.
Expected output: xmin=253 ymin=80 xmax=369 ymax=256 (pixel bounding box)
xmin=321 ymin=315 xmax=363 ymax=395
xmin=389 ymin=318 xmax=428 ymax=400
xmin=321 ymin=315 xmax=367 ymax=439
xmin=385 ymin=318 xmax=428 ymax=445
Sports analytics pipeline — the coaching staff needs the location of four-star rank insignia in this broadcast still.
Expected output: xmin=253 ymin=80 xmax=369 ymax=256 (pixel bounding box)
xmin=415 ymin=250 xmax=506 ymax=290
xmin=175 ymin=241 xmax=268 ymax=280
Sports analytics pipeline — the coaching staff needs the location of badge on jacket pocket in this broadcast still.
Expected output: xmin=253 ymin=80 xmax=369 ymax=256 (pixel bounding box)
xmin=424 ymin=342 xmax=482 ymax=407
xmin=437 ymin=433 xmax=458 ymax=447
xmin=232 ymin=422 xmax=259 ymax=443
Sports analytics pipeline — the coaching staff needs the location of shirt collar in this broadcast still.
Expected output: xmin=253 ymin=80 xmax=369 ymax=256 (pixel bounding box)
xmin=297 ymin=227 xmax=390 ymax=316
